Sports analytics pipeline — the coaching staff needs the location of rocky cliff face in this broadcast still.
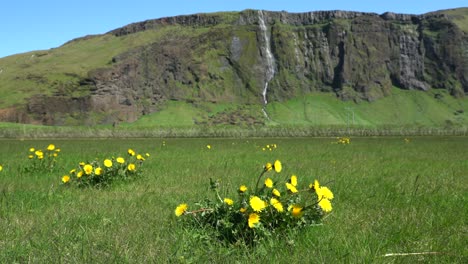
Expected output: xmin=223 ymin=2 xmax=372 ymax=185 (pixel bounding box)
xmin=16 ymin=9 xmax=468 ymax=124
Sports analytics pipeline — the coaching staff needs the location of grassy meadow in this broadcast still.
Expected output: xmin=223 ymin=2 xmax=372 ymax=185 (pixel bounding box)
xmin=0 ymin=137 xmax=467 ymax=263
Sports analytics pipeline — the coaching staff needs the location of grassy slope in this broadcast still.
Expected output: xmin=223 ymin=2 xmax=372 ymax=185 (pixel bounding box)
xmin=0 ymin=24 xmax=228 ymax=108
xmin=439 ymin=7 xmax=468 ymax=32
xmin=113 ymin=88 xmax=468 ymax=128
xmin=267 ymin=88 xmax=468 ymax=127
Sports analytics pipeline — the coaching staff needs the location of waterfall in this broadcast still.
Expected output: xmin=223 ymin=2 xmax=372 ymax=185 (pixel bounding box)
xmin=258 ymin=10 xmax=275 ymax=119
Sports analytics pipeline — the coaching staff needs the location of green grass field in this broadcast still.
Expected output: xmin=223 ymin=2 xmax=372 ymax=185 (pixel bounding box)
xmin=0 ymin=137 xmax=467 ymax=263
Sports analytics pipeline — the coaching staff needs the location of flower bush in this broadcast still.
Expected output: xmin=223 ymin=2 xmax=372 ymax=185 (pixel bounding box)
xmin=22 ymin=144 xmax=61 ymax=172
xmin=61 ymin=149 xmax=149 ymax=187
xmin=174 ymin=160 xmax=334 ymax=245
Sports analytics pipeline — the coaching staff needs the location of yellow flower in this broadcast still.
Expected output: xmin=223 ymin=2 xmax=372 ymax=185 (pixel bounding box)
xmin=239 ymin=185 xmax=248 ymax=193
xmin=290 ymin=175 xmax=297 ymax=187
xmin=77 ymin=171 xmax=83 ymax=178
xmin=286 ymin=182 xmax=298 ymax=193
xmin=79 ymin=162 xmax=85 ymax=166
xmin=0 ymin=165 xmax=3 ymax=172
xmin=94 ymin=167 xmax=103 ymax=176
xmin=83 ymin=164 xmax=93 ymax=175
xmin=175 ymin=203 xmax=188 ymax=217
xmin=318 ymin=198 xmax=332 ymax=212
xmin=270 ymin=198 xmax=284 ymax=212
xmin=290 ymin=204 xmax=304 ymax=218
xmin=145 ymin=153 xmax=150 ymax=157
xmin=315 ymin=182 xmax=323 ymax=197
xmin=47 ymin=144 xmax=55 ymax=151
xmin=319 ymin=186 xmax=334 ymax=200
xmin=53 ymin=153 xmax=58 ymax=157
xmin=127 ymin=163 xmax=136 ymax=171
xmin=136 ymin=154 xmax=145 ymax=161
xmin=264 ymin=162 xmax=272 ymax=172
xmin=249 ymin=196 xmax=267 ymax=212
xmin=70 ymin=169 xmax=76 ymax=174
xmin=272 ymin=188 xmax=281 ymax=197
xmin=55 ymin=149 xmax=61 ymax=152
xmin=35 ymin=150 xmax=43 ymax=157
xmin=116 ymin=157 xmax=125 ymax=164
xmin=62 ymin=175 xmax=70 ymax=183
xmin=28 ymin=155 xmax=33 ymax=159
xmin=248 ymin=213 xmax=260 ymax=228
xmin=224 ymin=198 xmax=234 ymax=206
xmin=264 ymin=178 xmax=273 ymax=188
xmin=103 ymin=159 xmax=113 ymax=168
xmin=239 ymin=207 xmax=247 ymax=213
xmin=37 ymin=155 xmax=44 ymax=160
xmin=29 ymin=147 xmax=35 ymax=152
xmin=206 ymin=145 xmax=211 ymax=149
xmin=313 ymin=180 xmax=320 ymax=191
xmin=128 ymin=149 xmax=135 ymax=156
xmin=273 ymin=160 xmax=282 ymax=173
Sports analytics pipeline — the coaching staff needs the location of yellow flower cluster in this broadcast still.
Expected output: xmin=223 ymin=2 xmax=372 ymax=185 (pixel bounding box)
xmin=311 ymin=180 xmax=334 ymax=212
xmin=335 ymin=137 xmax=350 ymax=144
xmin=175 ymin=159 xmax=334 ymax=244
xmin=262 ymin=143 xmax=278 ymax=151
xmin=264 ymin=160 xmax=282 ymax=173
xmin=24 ymin=144 xmax=61 ymax=172
xmin=28 ymin=144 xmax=60 ymax=160
xmin=0 ymin=164 xmax=3 ymax=172
xmin=61 ymin=148 xmax=148 ymax=187
xmin=243 ymin=173 xmax=333 ymax=228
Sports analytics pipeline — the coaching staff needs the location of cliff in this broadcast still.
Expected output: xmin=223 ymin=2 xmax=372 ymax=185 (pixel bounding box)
xmin=0 ymin=8 xmax=467 ymax=125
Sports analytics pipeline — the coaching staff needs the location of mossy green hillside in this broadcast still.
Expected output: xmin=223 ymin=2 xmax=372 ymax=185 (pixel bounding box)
xmin=439 ymin=7 xmax=468 ymax=32
xmin=0 ymin=13 xmax=245 ymax=109
xmin=267 ymin=88 xmax=468 ymax=127
xmin=114 ymin=87 xmax=468 ymax=128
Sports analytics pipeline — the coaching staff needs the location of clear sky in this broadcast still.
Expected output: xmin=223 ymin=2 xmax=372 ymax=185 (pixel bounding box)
xmin=0 ymin=0 xmax=466 ymax=58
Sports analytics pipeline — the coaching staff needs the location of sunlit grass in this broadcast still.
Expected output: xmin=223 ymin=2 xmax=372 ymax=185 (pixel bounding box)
xmin=0 ymin=137 xmax=466 ymax=262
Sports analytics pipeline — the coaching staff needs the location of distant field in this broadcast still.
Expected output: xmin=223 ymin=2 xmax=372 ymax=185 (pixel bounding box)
xmin=0 ymin=137 xmax=466 ymax=262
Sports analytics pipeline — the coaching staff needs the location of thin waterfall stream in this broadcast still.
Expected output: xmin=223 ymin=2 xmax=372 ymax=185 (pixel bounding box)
xmin=258 ymin=10 xmax=276 ymax=119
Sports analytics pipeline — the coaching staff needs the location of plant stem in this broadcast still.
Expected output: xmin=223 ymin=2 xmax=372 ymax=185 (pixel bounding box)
xmin=186 ymin=208 xmax=214 ymax=215
xmin=254 ymin=170 xmax=267 ymax=194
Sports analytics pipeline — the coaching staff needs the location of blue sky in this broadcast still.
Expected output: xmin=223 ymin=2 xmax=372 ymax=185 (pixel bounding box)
xmin=0 ymin=0 xmax=466 ymax=58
